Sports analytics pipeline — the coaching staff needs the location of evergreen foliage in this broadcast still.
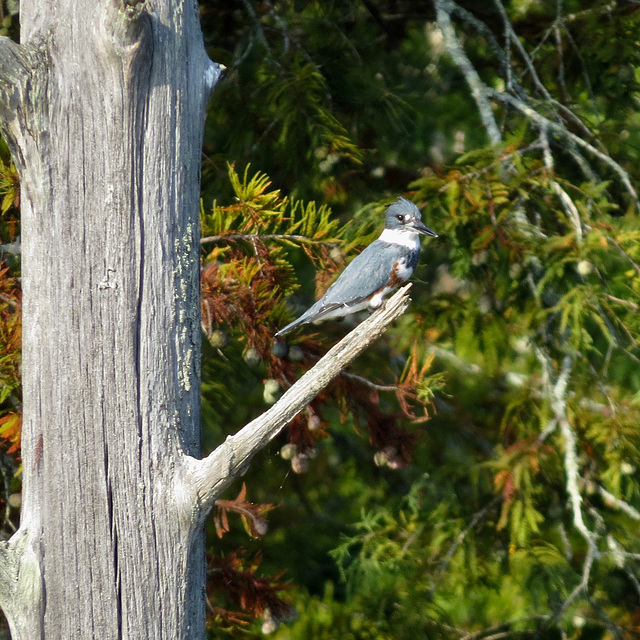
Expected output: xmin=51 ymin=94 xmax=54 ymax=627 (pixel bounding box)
xmin=1 ymin=1 xmax=640 ymax=638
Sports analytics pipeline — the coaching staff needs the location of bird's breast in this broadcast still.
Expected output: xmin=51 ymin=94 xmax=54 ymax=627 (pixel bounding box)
xmin=393 ymin=257 xmax=414 ymax=282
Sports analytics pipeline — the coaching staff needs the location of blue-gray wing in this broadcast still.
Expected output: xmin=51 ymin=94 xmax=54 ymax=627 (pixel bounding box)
xmin=319 ymin=241 xmax=404 ymax=306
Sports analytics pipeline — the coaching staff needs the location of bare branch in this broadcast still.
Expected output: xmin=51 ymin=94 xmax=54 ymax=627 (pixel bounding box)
xmin=436 ymin=495 xmax=501 ymax=578
xmin=564 ymin=141 xmax=600 ymax=184
xmin=340 ymin=371 xmax=399 ymax=392
xmin=561 ymin=24 xmax=599 ymax=119
xmin=603 ymin=527 xmax=640 ymax=611
xmin=0 ymin=528 xmax=44 ymax=639
xmin=446 ymin=3 xmax=507 ymax=74
xmin=240 ymin=0 xmax=272 ymax=55
xmin=430 ymin=345 xmax=483 ymax=376
xmin=555 ymin=538 xmax=596 ymax=620
xmin=625 ymin=566 xmax=640 ymax=601
xmin=598 ymin=233 xmax=640 ymax=278
xmin=588 ymin=482 xmax=640 ymax=521
xmin=552 ymin=355 xmax=596 ymax=547
xmin=200 ymin=233 xmax=336 ymax=246
xmin=493 ymin=0 xmax=595 ymax=141
xmin=535 ymin=349 xmax=598 ymax=554
xmin=586 ymin=593 xmax=624 ymax=640
xmin=492 ymin=0 xmax=554 ymax=103
xmin=604 ymin=294 xmax=639 ymax=311
xmin=0 ymin=242 xmax=21 ymax=255
xmin=559 ymin=414 xmax=595 ymax=547
xmin=434 ymin=0 xmax=502 ymax=145
xmin=459 ymin=617 xmax=550 ymax=640
xmin=554 ymin=23 xmax=568 ymax=102
xmin=183 ymin=284 xmax=413 ymax=514
xmin=604 ymin=551 xmax=640 ymax=561
xmin=539 ymin=127 xmax=583 ymax=243
xmin=489 ymin=90 xmax=640 ymax=208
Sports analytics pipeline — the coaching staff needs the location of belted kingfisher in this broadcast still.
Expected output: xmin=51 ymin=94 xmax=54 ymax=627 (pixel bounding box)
xmin=275 ymin=197 xmax=437 ymax=338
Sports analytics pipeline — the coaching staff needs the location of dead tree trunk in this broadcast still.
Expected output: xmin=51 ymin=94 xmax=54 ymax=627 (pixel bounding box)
xmin=0 ymin=2 xmax=412 ymax=638
xmin=0 ymin=1 xmax=220 ymax=637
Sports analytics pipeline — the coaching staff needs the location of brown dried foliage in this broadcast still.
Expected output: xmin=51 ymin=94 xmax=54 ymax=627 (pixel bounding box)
xmin=214 ymin=482 xmax=275 ymax=539
xmin=201 ymin=241 xmax=291 ymax=351
xmin=206 ymin=549 xmax=292 ymax=628
xmin=338 ymin=377 xmax=419 ymax=468
xmin=0 ymin=262 xmax=21 ymax=461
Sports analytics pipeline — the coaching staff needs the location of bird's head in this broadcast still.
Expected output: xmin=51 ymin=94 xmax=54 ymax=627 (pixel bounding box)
xmin=384 ymin=197 xmax=438 ymax=237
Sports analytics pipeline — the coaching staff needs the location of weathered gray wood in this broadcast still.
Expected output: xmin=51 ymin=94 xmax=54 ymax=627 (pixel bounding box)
xmin=0 ymin=37 xmax=30 ymax=120
xmin=0 ymin=529 xmax=44 ymax=639
xmin=1 ymin=1 xmax=222 ymax=638
xmin=184 ymin=284 xmax=413 ymax=515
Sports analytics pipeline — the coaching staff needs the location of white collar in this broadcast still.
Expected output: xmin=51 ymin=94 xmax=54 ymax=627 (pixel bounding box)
xmin=379 ymin=227 xmax=420 ymax=249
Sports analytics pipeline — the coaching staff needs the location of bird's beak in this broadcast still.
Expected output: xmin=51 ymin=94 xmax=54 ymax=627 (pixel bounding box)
xmin=412 ymin=220 xmax=438 ymax=238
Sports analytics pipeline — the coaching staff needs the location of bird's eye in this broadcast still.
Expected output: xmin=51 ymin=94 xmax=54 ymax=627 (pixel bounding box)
xmin=396 ymin=214 xmax=404 ymax=222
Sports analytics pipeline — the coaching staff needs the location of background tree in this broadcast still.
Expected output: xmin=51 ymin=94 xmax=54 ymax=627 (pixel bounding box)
xmin=2 ymin=1 xmax=640 ymax=639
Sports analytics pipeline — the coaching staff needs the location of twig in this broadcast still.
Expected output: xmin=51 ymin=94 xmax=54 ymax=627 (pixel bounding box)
xmin=492 ymin=0 xmax=554 ymax=103
xmin=604 ymin=294 xmax=639 ymax=311
xmin=240 ymin=0 xmax=272 ymax=54
xmin=446 ymin=3 xmax=507 ymax=76
xmin=555 ymin=536 xmax=596 ymax=620
xmin=535 ymin=349 xmax=597 ymax=551
xmin=200 ymin=233 xmax=336 ymax=246
xmin=600 ymin=234 xmax=640 ymax=278
xmin=430 ymin=345 xmax=483 ymax=375
xmin=565 ymin=141 xmax=599 ymax=184
xmin=437 ymin=496 xmax=501 ymax=575
xmin=459 ymin=618 xmax=549 ymax=640
xmin=604 ymin=533 xmax=640 ymax=604
xmin=493 ymin=0 xmax=594 ymax=141
xmin=264 ymin=0 xmax=290 ymax=54
xmin=0 ymin=243 xmax=21 ymax=255
xmin=460 ymin=623 xmax=511 ymax=640
xmin=624 ymin=566 xmax=640 ymax=601
xmin=446 ymin=142 xmax=543 ymax=183
xmin=604 ymin=552 xmax=640 ymax=561
xmin=538 ymin=419 xmax=557 ymax=444
xmin=557 ymin=522 xmax=573 ymax=561
xmin=554 ymin=24 xmax=568 ymax=103
xmin=560 ymin=25 xmax=599 ymax=120
xmin=590 ymin=482 xmax=640 ymax=521
xmin=553 ymin=356 xmax=595 ymax=547
xmin=539 ymin=126 xmax=583 ymax=243
xmin=341 ymin=371 xmax=399 ymax=392
xmin=585 ymin=593 xmax=624 ymax=640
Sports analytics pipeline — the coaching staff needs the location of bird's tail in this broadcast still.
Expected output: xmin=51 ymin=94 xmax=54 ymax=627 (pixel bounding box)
xmin=275 ymin=299 xmax=330 ymax=338
xmin=274 ymin=316 xmax=306 ymax=339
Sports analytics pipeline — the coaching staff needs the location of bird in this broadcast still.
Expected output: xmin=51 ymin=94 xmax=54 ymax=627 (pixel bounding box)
xmin=275 ymin=197 xmax=437 ymax=338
